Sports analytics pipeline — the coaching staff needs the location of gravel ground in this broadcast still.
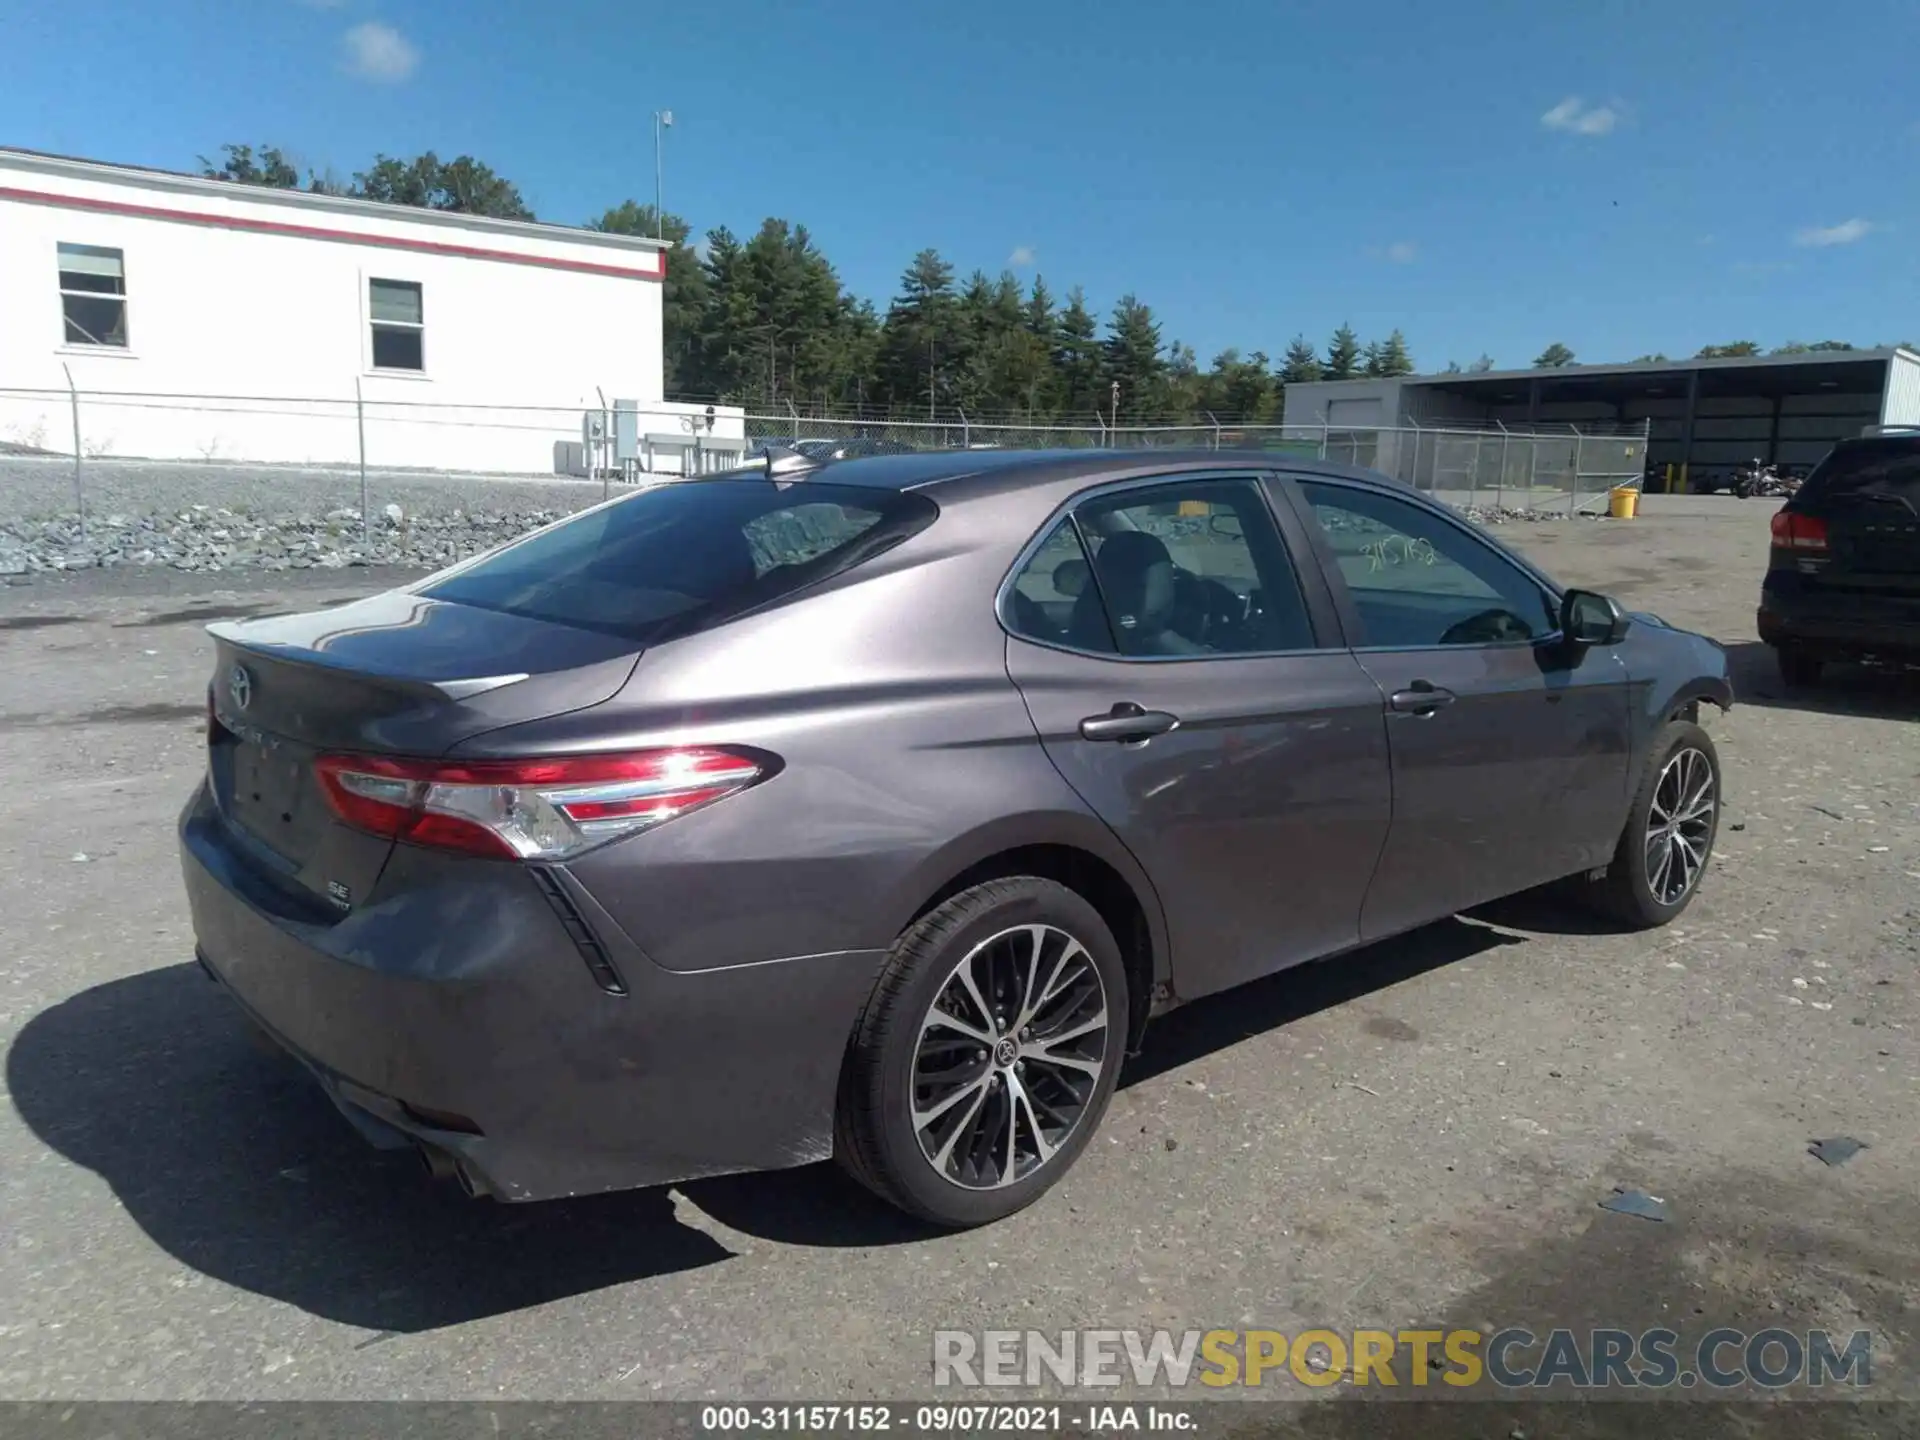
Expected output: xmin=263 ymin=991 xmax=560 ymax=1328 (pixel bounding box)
xmin=0 ymin=497 xmax=1915 ymax=1437
xmin=1 ymin=454 xmax=1595 ymax=578
xmin=0 ymin=455 xmax=611 ymax=523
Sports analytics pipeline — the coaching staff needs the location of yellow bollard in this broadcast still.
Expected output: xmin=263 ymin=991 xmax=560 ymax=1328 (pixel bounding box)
xmin=1609 ymin=486 xmax=1640 ymax=519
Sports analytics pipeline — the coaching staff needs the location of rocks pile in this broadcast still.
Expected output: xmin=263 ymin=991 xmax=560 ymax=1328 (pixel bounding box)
xmin=0 ymin=505 xmax=570 ymax=577
xmin=0 ymin=497 xmax=1600 ymax=581
xmin=1458 ymin=504 xmax=1590 ymax=525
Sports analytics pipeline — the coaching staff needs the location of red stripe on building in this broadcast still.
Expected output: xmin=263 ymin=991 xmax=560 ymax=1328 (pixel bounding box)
xmin=0 ymin=185 xmax=666 ymax=281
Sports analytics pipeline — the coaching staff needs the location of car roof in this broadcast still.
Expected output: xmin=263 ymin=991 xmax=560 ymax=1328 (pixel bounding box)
xmin=1837 ymin=430 xmax=1920 ymax=449
xmin=770 ymin=447 xmax=1401 ymax=498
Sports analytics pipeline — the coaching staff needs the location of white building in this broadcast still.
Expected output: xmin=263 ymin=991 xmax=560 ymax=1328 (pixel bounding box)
xmin=0 ymin=147 xmax=744 ymax=475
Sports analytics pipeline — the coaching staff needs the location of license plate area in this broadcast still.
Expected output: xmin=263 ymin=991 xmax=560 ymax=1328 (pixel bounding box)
xmin=229 ymin=733 xmax=320 ymax=863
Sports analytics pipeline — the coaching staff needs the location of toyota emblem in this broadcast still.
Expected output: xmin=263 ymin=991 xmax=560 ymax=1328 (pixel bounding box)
xmin=228 ymin=664 xmax=253 ymax=711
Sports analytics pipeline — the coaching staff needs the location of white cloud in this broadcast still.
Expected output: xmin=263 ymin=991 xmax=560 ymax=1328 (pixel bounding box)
xmin=342 ymin=21 xmax=419 ymax=82
xmin=1384 ymin=240 xmax=1417 ymax=264
xmin=1793 ymin=218 xmax=1872 ymax=247
xmin=691 ymin=235 xmax=712 ymax=261
xmin=1541 ymin=96 xmax=1619 ymax=136
xmin=1007 ymin=245 xmax=1036 ymax=267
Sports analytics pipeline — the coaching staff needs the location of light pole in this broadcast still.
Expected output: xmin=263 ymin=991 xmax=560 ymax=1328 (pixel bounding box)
xmin=653 ymin=110 xmax=673 ymax=240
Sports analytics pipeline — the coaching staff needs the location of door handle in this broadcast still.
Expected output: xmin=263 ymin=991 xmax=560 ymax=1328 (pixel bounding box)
xmin=1388 ymin=683 xmax=1455 ymax=715
xmin=1079 ymin=703 xmax=1180 ymax=742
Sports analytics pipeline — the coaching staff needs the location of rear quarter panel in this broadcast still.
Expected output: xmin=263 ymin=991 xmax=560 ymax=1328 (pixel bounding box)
xmin=447 ymin=500 xmax=1167 ymax=975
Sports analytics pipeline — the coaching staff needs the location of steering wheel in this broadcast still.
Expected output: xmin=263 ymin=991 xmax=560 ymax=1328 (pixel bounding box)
xmin=1438 ymin=608 xmax=1533 ymax=646
xmin=1170 ymin=572 xmax=1246 ymax=647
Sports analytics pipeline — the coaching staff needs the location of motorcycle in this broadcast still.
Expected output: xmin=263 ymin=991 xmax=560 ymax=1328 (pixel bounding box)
xmin=1732 ymin=459 xmax=1798 ymax=500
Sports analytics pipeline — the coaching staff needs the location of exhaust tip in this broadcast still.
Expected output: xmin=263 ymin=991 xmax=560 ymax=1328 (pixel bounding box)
xmin=418 ymin=1143 xmax=495 ymax=1200
xmin=453 ymin=1161 xmax=488 ymax=1200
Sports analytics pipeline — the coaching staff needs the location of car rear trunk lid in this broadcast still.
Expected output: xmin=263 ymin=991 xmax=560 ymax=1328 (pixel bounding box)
xmin=205 ymin=590 xmax=644 ymax=912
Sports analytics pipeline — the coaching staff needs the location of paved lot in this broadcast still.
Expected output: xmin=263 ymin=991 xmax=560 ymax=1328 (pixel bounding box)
xmin=1 ymin=497 xmax=1916 ymax=1432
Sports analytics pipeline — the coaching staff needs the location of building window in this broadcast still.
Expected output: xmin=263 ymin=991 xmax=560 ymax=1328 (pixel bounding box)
xmin=58 ymin=243 xmax=128 ymax=348
xmin=369 ymin=278 xmax=424 ymax=371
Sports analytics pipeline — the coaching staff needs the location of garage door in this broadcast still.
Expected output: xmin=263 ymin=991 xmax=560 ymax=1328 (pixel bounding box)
xmin=1327 ymin=398 xmax=1385 ymax=427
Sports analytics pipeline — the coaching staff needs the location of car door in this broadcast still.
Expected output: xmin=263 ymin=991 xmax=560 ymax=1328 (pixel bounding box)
xmin=1002 ymin=472 xmax=1392 ymax=1002
xmin=1276 ymin=476 xmax=1633 ymax=942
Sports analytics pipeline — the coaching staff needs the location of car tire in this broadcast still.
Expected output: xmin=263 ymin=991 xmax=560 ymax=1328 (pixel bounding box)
xmin=834 ymin=877 xmax=1129 ymax=1228
xmin=1777 ymin=649 xmax=1823 ymax=688
xmin=1580 ymin=720 xmax=1722 ymax=929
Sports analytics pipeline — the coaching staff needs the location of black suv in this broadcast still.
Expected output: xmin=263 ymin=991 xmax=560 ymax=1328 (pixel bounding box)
xmin=1759 ymin=431 xmax=1920 ymax=686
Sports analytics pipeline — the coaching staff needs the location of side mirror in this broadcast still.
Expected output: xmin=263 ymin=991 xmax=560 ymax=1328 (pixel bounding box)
xmin=1561 ymin=589 xmax=1630 ymax=646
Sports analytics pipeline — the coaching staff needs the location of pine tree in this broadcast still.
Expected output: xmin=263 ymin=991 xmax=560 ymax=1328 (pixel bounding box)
xmin=1373 ymin=328 xmax=1415 ymax=376
xmin=1280 ymin=335 xmax=1323 ymax=384
xmin=1324 ymin=324 xmax=1363 ymax=380
xmin=1054 ymin=288 xmax=1103 ymax=420
xmin=1102 ymin=295 xmax=1165 ymax=422
xmin=1024 ymin=277 xmax=1055 ymax=338
xmin=1533 ymin=342 xmax=1576 ymax=368
xmin=879 ymin=249 xmax=958 ymax=417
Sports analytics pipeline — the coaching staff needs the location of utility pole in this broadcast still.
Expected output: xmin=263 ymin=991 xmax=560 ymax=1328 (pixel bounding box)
xmin=928 ymin=332 xmax=936 ymax=422
xmin=1110 ymin=380 xmax=1121 ymax=436
xmin=653 ymin=110 xmax=673 ymax=240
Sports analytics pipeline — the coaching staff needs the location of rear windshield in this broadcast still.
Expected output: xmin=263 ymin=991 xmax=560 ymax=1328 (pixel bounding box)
xmin=1800 ymin=439 xmax=1920 ymax=511
xmin=420 ymin=478 xmax=938 ymax=642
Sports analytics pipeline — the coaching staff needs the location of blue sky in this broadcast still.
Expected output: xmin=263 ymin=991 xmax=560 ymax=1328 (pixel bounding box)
xmin=4 ymin=0 xmax=1913 ymax=374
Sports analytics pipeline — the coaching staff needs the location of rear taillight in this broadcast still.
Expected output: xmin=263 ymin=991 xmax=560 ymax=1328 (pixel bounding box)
xmin=1770 ymin=511 xmax=1828 ymax=552
xmin=314 ymin=747 xmax=769 ymax=860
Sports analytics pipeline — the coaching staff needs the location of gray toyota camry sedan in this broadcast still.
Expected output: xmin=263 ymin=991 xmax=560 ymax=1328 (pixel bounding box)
xmin=180 ymin=449 xmax=1732 ymax=1227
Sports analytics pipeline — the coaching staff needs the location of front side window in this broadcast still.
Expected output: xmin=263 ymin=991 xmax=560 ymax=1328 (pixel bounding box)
xmin=1009 ymin=477 xmax=1316 ymax=658
xmin=369 ymin=278 xmax=424 ymax=371
xmin=57 ymin=243 xmax=128 ymax=347
xmin=420 ymin=478 xmax=936 ymax=643
xmin=1299 ymin=481 xmax=1555 ymax=647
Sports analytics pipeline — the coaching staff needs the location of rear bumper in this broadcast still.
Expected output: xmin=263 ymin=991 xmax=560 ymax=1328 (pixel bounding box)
xmin=1758 ymin=579 xmax=1920 ymax=660
xmin=178 ymin=783 xmax=885 ymax=1202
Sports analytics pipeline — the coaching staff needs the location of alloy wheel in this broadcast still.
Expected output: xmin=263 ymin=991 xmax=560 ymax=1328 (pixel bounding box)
xmin=910 ymin=924 xmax=1110 ymax=1190
xmin=1645 ymin=746 xmax=1716 ymax=906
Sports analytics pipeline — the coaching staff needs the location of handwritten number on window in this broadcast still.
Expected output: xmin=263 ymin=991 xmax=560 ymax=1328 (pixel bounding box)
xmin=1361 ymin=535 xmax=1437 ymax=572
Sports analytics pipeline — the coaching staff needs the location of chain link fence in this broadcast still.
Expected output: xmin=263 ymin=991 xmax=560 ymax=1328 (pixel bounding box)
xmin=0 ymin=382 xmax=755 ymax=543
xmin=745 ymin=411 xmax=1649 ymax=515
xmin=0 ymin=383 xmax=1649 ymax=574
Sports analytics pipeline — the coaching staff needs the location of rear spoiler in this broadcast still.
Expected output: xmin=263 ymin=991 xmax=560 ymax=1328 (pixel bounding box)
xmin=209 ymin=622 xmax=531 ymax=702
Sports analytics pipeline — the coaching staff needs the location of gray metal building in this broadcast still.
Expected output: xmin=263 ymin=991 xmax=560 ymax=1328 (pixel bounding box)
xmin=1282 ymin=348 xmax=1920 ymax=485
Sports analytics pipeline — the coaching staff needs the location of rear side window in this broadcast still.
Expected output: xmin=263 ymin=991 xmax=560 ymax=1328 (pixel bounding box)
xmin=1799 ymin=440 xmax=1920 ymax=511
xmin=1005 ymin=522 xmax=1115 ymax=653
xmin=421 ymin=479 xmax=937 ymax=642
